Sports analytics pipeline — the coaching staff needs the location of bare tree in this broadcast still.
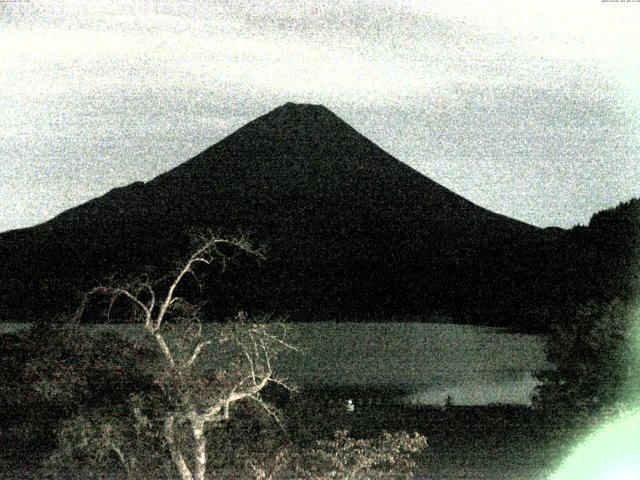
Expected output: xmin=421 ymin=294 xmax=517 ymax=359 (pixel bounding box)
xmin=78 ymin=232 xmax=296 ymax=480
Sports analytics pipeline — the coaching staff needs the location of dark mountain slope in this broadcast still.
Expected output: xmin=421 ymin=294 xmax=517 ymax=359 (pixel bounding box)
xmin=0 ymin=103 xmax=555 ymax=326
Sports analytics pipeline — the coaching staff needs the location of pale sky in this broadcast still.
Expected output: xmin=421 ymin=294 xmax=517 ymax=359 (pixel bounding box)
xmin=1 ymin=0 xmax=639 ymax=232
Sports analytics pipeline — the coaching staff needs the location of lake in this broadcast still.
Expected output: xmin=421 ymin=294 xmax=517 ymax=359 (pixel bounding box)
xmin=1 ymin=321 xmax=548 ymax=406
xmin=278 ymin=322 xmax=548 ymax=405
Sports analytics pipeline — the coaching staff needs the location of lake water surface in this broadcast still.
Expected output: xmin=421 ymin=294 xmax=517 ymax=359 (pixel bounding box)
xmin=274 ymin=322 xmax=549 ymax=405
xmin=2 ymin=321 xmax=548 ymax=405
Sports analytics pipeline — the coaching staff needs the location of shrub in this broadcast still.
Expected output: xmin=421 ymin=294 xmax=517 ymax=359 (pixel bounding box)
xmin=534 ymin=298 xmax=639 ymax=424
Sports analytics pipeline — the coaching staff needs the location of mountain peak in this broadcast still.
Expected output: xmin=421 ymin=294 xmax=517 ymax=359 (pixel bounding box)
xmin=219 ymin=101 xmax=354 ymax=149
xmin=259 ymin=102 xmax=339 ymax=126
xmin=280 ymin=101 xmax=330 ymax=111
xmin=270 ymin=102 xmax=335 ymax=119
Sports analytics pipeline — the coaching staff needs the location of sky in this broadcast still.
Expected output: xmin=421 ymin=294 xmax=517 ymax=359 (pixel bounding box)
xmin=1 ymin=0 xmax=639 ymax=232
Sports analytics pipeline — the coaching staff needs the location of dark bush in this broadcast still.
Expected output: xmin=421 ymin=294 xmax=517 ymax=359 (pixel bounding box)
xmin=534 ymin=298 xmax=639 ymax=424
xmin=0 ymin=323 xmax=158 ymax=461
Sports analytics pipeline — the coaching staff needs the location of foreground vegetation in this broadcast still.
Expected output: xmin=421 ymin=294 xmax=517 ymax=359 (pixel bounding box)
xmin=0 ymin=324 xmax=634 ymax=479
xmin=2 ymin=216 xmax=638 ymax=478
xmin=1 ymin=232 xmax=429 ymax=479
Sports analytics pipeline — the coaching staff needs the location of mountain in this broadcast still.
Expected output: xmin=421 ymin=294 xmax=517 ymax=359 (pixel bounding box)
xmin=0 ymin=103 xmax=559 ymax=328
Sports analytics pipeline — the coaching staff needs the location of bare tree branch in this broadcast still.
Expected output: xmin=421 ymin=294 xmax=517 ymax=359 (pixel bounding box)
xmin=183 ymin=340 xmax=212 ymax=369
xmin=153 ymin=331 xmax=176 ymax=369
xmin=105 ymin=438 xmax=132 ymax=480
xmin=164 ymin=415 xmax=194 ymax=480
xmin=249 ymin=394 xmax=286 ymax=432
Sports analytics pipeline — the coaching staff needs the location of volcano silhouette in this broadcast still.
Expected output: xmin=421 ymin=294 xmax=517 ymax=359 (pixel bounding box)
xmin=0 ymin=103 xmax=555 ymax=326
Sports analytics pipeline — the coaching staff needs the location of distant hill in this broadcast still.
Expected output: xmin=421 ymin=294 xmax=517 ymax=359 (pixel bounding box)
xmin=553 ymin=199 xmax=640 ymax=310
xmin=3 ymin=102 xmax=631 ymax=330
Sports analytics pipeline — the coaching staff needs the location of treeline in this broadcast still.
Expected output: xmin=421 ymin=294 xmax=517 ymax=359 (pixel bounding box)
xmin=532 ymin=199 xmax=640 ymax=422
xmin=488 ymin=198 xmax=640 ymax=332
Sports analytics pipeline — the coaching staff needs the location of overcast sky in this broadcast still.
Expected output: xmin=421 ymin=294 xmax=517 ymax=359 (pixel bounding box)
xmin=1 ymin=0 xmax=639 ymax=232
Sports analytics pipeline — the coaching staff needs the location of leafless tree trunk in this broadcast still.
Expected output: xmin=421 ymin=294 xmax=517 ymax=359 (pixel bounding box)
xmin=165 ymin=415 xmax=195 ymax=480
